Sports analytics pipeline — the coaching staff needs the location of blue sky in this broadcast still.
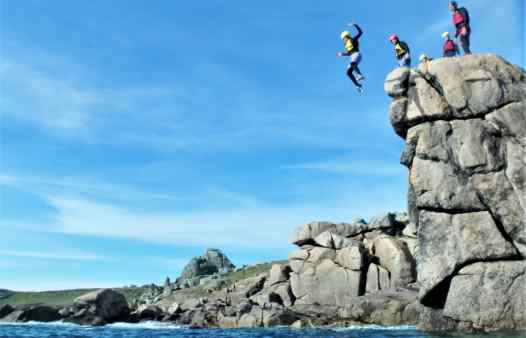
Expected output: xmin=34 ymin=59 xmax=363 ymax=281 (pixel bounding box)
xmin=0 ymin=0 xmax=524 ymax=291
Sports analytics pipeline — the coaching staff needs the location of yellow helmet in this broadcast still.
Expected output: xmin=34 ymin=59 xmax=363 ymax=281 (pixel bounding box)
xmin=442 ymin=31 xmax=450 ymax=38
xmin=340 ymin=31 xmax=351 ymax=40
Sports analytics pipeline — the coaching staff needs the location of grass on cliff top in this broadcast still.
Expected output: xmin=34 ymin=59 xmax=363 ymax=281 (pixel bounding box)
xmin=1 ymin=261 xmax=288 ymax=307
xmin=164 ymin=260 xmax=288 ymax=303
xmin=0 ymin=287 xmax=146 ymax=307
xmin=223 ymin=260 xmax=287 ymax=284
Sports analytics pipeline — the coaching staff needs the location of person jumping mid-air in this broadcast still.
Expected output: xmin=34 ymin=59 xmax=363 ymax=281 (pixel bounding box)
xmin=449 ymin=1 xmax=471 ymax=55
xmin=389 ymin=34 xmax=411 ymax=67
xmin=442 ymin=32 xmax=459 ymax=57
xmin=337 ymin=22 xmax=365 ymax=93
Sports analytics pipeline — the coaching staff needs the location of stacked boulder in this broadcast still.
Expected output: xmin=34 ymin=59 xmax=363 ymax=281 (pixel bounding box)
xmin=176 ymin=248 xmax=236 ymax=289
xmin=385 ymin=54 xmax=526 ymax=331
xmin=288 ymin=214 xmax=417 ymax=306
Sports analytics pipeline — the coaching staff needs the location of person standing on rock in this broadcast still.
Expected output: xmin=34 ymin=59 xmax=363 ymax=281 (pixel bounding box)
xmin=389 ymin=34 xmax=411 ymax=68
xmin=449 ymin=1 xmax=471 ymax=55
xmin=337 ymin=22 xmax=365 ymax=93
xmin=442 ymin=32 xmax=459 ymax=57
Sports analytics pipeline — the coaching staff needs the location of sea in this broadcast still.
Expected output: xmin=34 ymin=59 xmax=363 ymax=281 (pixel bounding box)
xmin=0 ymin=322 xmax=525 ymax=338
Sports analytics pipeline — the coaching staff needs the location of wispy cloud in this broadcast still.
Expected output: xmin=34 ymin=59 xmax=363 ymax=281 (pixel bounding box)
xmin=1 ymin=39 xmax=395 ymax=153
xmin=283 ymin=158 xmax=405 ymax=176
xmin=0 ymin=250 xmax=108 ymax=262
xmin=0 ymin=172 xmax=183 ymax=202
xmin=0 ymin=54 xmax=178 ymax=141
xmin=36 ymin=189 xmax=403 ymax=249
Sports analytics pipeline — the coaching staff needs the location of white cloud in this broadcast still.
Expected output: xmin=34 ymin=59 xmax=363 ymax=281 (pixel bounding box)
xmin=38 ymin=189 xmax=403 ymax=249
xmin=0 ymin=169 xmax=405 ymax=249
xmin=0 ymin=55 xmax=178 ymax=140
xmin=0 ymin=172 xmax=183 ymax=202
xmin=0 ymin=250 xmax=108 ymax=262
xmin=284 ymin=158 xmax=405 ymax=176
xmin=0 ymin=39 xmax=396 ymax=152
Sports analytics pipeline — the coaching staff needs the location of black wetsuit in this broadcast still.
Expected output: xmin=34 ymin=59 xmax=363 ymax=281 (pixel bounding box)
xmin=342 ymin=24 xmax=364 ymax=88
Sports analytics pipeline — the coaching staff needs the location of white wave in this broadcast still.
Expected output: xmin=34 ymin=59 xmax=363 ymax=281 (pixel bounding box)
xmin=108 ymin=321 xmax=182 ymax=330
xmin=0 ymin=320 xmax=83 ymax=327
xmin=332 ymin=324 xmax=417 ymax=331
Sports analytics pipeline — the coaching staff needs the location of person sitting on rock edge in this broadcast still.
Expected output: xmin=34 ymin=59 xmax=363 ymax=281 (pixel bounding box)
xmin=337 ymin=21 xmax=365 ymax=94
xmin=389 ymin=34 xmax=411 ymax=68
xmin=442 ymin=32 xmax=459 ymax=58
xmin=449 ymin=1 xmax=471 ymax=55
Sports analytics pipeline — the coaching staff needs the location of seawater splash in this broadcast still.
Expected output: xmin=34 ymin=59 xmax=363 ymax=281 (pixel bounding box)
xmin=108 ymin=321 xmax=183 ymax=330
xmin=332 ymin=324 xmax=418 ymax=331
xmin=0 ymin=323 xmax=524 ymax=338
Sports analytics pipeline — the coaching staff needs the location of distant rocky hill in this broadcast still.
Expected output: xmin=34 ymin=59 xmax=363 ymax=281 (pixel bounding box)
xmin=385 ymin=54 xmax=526 ymax=331
xmin=0 ymin=290 xmax=12 ymax=299
xmin=176 ymin=248 xmax=236 ymax=289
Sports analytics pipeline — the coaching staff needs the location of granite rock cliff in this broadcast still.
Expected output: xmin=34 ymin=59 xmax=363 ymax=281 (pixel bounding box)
xmin=385 ymin=54 xmax=526 ymax=331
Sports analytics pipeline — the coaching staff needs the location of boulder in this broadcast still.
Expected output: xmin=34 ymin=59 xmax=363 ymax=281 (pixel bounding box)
xmin=244 ymin=274 xmax=266 ymax=298
xmin=372 ymin=236 xmax=415 ymax=288
xmin=335 ymin=244 xmax=366 ymax=270
xmin=472 ymin=171 xmax=526 ymax=257
xmin=384 ymin=66 xmax=411 ymax=97
xmin=338 ymin=288 xmax=419 ymax=326
xmin=1 ymin=305 xmax=60 ymax=323
xmin=250 ymin=282 xmax=295 ymax=307
xmin=290 ymin=259 xmax=363 ymax=307
xmin=314 ymin=231 xmax=359 ymax=250
xmin=410 ymin=157 xmax=485 ymax=211
xmin=136 ymin=304 xmax=163 ymax=320
xmin=443 ymin=261 xmax=526 ymax=330
xmin=288 ymin=247 xmax=335 ymax=274
xmin=238 ymin=306 xmax=300 ymax=328
xmin=418 ymin=211 xmax=519 ymax=304
xmin=366 ymin=263 xmax=391 ymax=293
xmin=69 ymin=289 xmax=129 ymax=325
xmin=268 ymin=264 xmax=291 ymax=286
xmin=0 ymin=304 xmax=13 ymax=319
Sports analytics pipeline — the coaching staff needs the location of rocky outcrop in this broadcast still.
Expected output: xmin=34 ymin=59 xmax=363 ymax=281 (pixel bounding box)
xmin=63 ymin=289 xmax=130 ymax=326
xmin=288 ymin=213 xmax=416 ymax=307
xmin=386 ymin=54 xmax=526 ymax=331
xmin=0 ymin=305 xmax=60 ymax=323
xmin=0 ymin=304 xmax=13 ymax=318
xmin=122 ymin=214 xmax=418 ymax=329
xmin=176 ymin=249 xmax=236 ymax=288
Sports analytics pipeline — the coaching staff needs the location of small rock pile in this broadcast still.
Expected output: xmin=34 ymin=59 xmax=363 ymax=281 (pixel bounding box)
xmin=288 ymin=213 xmax=417 ymax=307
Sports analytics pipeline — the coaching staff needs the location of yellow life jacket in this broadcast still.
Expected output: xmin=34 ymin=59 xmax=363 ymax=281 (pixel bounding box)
xmin=344 ymin=38 xmax=355 ymax=53
xmin=395 ymin=43 xmax=407 ymax=57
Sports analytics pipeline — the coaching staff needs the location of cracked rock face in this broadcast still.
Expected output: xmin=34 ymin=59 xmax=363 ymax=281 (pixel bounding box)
xmin=288 ymin=213 xmax=417 ymax=308
xmin=385 ymin=54 xmax=526 ymax=331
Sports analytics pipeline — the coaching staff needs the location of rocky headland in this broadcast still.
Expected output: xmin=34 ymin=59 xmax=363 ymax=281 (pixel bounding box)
xmin=386 ymin=54 xmax=526 ymax=331
xmin=1 ymin=54 xmax=524 ymax=333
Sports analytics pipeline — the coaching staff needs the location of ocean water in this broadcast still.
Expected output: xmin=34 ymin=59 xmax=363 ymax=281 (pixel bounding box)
xmin=0 ymin=322 xmax=525 ymax=338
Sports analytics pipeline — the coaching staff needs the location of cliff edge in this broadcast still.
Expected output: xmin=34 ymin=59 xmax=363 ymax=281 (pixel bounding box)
xmin=385 ymin=54 xmax=526 ymax=331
